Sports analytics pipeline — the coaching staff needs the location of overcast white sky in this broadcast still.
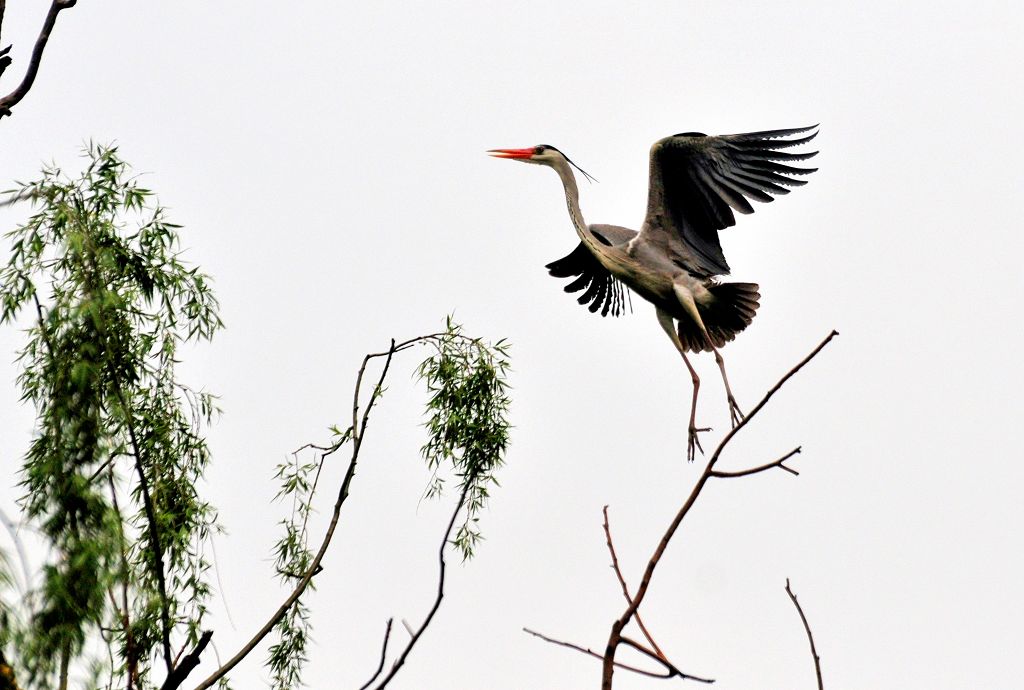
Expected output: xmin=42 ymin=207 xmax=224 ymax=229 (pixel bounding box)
xmin=1 ymin=1 xmax=1022 ymax=689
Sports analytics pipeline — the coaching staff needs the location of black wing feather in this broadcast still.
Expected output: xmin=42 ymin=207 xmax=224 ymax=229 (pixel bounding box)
xmin=645 ymin=125 xmax=819 ymax=276
xmin=545 ymin=243 xmax=629 ymax=318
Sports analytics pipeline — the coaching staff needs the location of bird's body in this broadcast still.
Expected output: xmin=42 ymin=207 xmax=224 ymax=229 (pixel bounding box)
xmin=490 ymin=126 xmax=818 ymax=459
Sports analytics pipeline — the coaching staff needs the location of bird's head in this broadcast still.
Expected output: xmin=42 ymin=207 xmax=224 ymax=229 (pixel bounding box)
xmin=487 ymin=145 xmax=597 ymax=182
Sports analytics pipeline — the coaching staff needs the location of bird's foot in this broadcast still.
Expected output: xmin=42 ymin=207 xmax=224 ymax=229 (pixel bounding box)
xmin=727 ymin=396 xmax=745 ymax=428
xmin=687 ymin=424 xmax=711 ymax=463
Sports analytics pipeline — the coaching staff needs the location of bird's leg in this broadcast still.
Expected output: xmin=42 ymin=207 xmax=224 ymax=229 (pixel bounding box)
xmin=673 ymin=283 xmax=745 ymax=428
xmin=657 ymin=309 xmax=709 ymax=462
xmin=709 ymin=342 xmax=744 ymax=427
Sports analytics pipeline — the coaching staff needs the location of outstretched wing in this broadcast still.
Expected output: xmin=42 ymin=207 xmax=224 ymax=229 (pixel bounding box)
xmin=640 ymin=125 xmax=819 ymax=276
xmin=546 ymin=241 xmax=630 ymax=318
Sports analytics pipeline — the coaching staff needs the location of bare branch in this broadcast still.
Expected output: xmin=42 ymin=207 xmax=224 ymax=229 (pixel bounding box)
xmin=786 ymin=579 xmax=824 ymax=690
xmin=358 ymin=619 xmax=394 ymax=690
xmin=523 ymin=628 xmax=680 ymax=681
xmin=618 ymin=636 xmax=714 ymax=684
xmin=706 ymin=331 xmax=839 ymax=466
xmin=370 ymin=482 xmax=471 ymax=690
xmin=602 ymin=506 xmax=665 ymax=660
xmin=601 ymin=330 xmax=838 ymax=689
xmin=709 ymin=447 xmax=802 ymax=479
xmin=0 ymin=0 xmax=77 ymax=119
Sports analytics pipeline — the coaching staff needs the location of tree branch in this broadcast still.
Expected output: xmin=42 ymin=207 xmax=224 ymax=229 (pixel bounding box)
xmin=116 ymin=382 xmax=174 ymax=674
xmin=370 ymin=481 xmax=471 ymax=689
xmin=358 ymin=618 xmax=393 ymax=690
xmin=0 ymin=0 xmax=77 ymax=119
xmin=601 ymin=330 xmax=838 ymax=689
xmin=618 ymin=636 xmax=714 ymax=684
xmin=602 ymin=506 xmax=665 ymax=660
xmin=160 ymin=631 xmax=213 ymax=690
xmin=523 ymin=628 xmax=687 ymax=681
xmin=189 ymin=329 xmax=497 ymax=690
xmin=709 ymin=447 xmax=802 ymax=479
xmin=190 ymin=341 xmax=401 ymax=690
xmin=786 ymin=579 xmax=824 ymax=690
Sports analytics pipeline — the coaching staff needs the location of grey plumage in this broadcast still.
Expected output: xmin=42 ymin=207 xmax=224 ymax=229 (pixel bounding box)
xmin=489 ymin=126 xmax=818 ymax=459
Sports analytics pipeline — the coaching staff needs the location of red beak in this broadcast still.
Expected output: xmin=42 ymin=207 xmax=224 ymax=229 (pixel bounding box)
xmin=487 ymin=148 xmax=535 ymax=159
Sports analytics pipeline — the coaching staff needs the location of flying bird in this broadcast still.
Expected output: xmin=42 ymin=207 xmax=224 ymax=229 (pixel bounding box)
xmin=489 ymin=125 xmax=819 ymax=461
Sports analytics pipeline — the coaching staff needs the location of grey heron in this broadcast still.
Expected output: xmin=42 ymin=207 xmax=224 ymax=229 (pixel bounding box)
xmin=489 ymin=125 xmax=819 ymax=461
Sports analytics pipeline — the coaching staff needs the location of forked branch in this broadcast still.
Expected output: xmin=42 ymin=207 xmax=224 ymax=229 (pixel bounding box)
xmin=368 ymin=482 xmax=471 ymax=690
xmin=602 ymin=506 xmax=665 ymax=661
xmin=599 ymin=330 xmax=838 ymax=689
xmin=523 ymin=628 xmax=712 ymax=683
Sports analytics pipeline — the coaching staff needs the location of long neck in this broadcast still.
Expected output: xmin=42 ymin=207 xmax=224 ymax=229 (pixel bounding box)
xmin=552 ymin=160 xmax=602 ymax=253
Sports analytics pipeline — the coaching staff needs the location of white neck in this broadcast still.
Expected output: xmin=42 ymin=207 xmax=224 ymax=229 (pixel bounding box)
xmin=552 ymin=159 xmax=601 ymax=253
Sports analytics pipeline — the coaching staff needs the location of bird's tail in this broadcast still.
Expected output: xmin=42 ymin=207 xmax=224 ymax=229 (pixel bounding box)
xmin=677 ymin=282 xmax=760 ymax=353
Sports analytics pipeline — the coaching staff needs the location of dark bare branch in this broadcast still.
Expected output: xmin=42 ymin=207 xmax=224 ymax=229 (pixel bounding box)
xmin=358 ymin=619 xmax=394 ymax=690
xmin=523 ymin=628 xmax=678 ymax=680
xmin=786 ymin=579 xmax=824 ymax=690
xmin=618 ymin=636 xmax=714 ymax=684
xmin=160 ymin=631 xmax=213 ymax=690
xmin=0 ymin=0 xmax=77 ymax=119
xmin=371 ymin=482 xmax=471 ymax=689
xmin=601 ymin=330 xmax=838 ymax=689
xmin=709 ymin=447 xmax=802 ymax=479
xmin=602 ymin=506 xmax=665 ymax=660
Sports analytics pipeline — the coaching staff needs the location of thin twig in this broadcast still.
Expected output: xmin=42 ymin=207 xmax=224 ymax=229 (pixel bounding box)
xmin=523 ymin=628 xmax=679 ymax=680
xmin=602 ymin=506 xmax=665 ymax=660
xmin=601 ymin=330 xmax=838 ymax=689
xmin=786 ymin=579 xmax=824 ymax=690
xmin=709 ymin=447 xmax=802 ymax=479
xmin=371 ymin=482 xmax=472 ymax=690
xmin=358 ymin=618 xmax=394 ymax=690
xmin=618 ymin=636 xmax=714 ymax=684
xmin=0 ymin=0 xmax=77 ymax=118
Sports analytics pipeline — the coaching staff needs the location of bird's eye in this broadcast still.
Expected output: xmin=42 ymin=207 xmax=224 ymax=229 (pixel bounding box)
xmin=534 ymin=146 xmax=546 ymax=154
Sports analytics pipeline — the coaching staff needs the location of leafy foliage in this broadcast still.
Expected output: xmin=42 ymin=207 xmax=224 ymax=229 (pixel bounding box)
xmin=418 ymin=319 xmax=512 ymax=560
xmin=0 ymin=145 xmax=222 ymax=689
xmin=0 ymin=146 xmax=513 ymax=690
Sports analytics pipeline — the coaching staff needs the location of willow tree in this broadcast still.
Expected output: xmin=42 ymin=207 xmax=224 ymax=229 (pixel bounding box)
xmin=0 ymin=146 xmax=511 ymax=690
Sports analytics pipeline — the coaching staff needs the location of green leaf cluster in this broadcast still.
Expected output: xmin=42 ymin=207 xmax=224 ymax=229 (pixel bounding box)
xmin=0 ymin=145 xmax=222 ymax=689
xmin=418 ymin=319 xmax=512 ymax=560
